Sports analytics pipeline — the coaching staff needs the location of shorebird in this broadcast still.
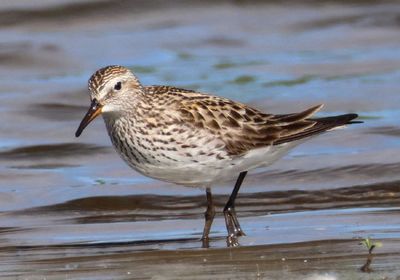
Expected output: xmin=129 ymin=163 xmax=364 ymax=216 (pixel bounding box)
xmin=75 ymin=65 xmax=360 ymax=247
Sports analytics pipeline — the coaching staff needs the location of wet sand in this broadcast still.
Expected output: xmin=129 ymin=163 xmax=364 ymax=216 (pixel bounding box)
xmin=2 ymin=239 xmax=400 ymax=279
xmin=0 ymin=0 xmax=399 ymax=279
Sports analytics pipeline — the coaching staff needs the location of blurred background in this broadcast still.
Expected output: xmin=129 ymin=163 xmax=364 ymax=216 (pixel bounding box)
xmin=0 ymin=0 xmax=399 ymax=279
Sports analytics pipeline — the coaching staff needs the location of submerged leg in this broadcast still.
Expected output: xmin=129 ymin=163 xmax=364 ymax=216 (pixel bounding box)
xmin=201 ymin=187 xmax=215 ymax=248
xmin=223 ymin=171 xmax=248 ymax=247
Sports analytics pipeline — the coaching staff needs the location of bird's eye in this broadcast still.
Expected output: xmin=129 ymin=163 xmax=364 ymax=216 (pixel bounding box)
xmin=114 ymin=81 xmax=122 ymax=91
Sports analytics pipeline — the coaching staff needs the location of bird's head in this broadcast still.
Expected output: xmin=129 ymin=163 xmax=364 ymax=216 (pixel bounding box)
xmin=75 ymin=65 xmax=143 ymax=137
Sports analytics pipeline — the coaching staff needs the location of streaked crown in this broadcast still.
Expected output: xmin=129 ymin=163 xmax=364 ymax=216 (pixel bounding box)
xmin=88 ymin=65 xmax=130 ymax=96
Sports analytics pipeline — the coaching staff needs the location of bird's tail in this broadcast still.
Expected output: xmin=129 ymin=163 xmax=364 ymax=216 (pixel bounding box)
xmin=274 ymin=113 xmax=361 ymax=145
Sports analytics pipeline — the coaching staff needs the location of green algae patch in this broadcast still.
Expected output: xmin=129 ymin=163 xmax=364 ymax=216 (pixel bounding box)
xmin=131 ymin=66 xmax=157 ymax=74
xmin=232 ymin=75 xmax=256 ymax=84
xmin=263 ymin=75 xmax=315 ymax=87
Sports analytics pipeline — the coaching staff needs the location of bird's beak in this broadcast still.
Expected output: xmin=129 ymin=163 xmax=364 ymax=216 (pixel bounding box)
xmin=75 ymin=99 xmax=103 ymax=137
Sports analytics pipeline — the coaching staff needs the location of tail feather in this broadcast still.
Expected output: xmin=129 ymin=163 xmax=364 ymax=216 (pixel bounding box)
xmin=274 ymin=113 xmax=361 ymax=145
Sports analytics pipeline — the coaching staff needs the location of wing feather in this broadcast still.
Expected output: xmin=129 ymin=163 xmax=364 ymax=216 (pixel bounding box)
xmin=144 ymin=86 xmax=359 ymax=156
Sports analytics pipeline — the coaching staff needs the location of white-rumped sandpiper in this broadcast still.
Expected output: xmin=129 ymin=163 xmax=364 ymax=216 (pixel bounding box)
xmin=75 ymin=65 xmax=360 ymax=247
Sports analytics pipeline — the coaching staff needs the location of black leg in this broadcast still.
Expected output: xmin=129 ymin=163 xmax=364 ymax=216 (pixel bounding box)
xmin=201 ymin=187 xmax=215 ymax=248
xmin=223 ymin=171 xmax=248 ymax=247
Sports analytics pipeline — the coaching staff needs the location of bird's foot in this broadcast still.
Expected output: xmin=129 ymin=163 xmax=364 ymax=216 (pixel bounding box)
xmin=225 ymin=212 xmax=245 ymax=247
xmin=225 ymin=207 xmax=246 ymax=237
xmin=201 ymin=237 xmax=210 ymax=248
xmin=226 ymin=234 xmax=240 ymax=247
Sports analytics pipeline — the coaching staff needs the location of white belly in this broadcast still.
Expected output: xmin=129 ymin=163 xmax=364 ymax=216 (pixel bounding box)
xmin=129 ymin=142 xmax=296 ymax=187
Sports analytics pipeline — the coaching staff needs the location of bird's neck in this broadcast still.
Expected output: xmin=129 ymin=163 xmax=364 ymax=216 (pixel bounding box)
xmin=102 ymin=93 xmax=150 ymax=126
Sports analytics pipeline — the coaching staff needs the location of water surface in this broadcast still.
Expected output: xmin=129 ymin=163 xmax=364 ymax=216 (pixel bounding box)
xmin=0 ymin=1 xmax=399 ymax=279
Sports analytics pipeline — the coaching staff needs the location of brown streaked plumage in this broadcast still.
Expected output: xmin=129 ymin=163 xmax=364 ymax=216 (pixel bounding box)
xmin=75 ymin=65 xmax=361 ymax=247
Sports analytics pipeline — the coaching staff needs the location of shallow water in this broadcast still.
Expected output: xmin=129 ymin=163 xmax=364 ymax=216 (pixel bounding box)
xmin=0 ymin=1 xmax=400 ymax=279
